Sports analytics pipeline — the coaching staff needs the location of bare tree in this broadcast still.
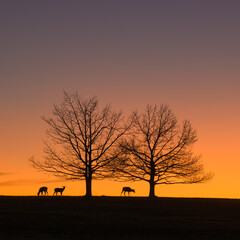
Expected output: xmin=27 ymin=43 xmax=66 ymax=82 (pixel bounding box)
xmin=30 ymin=92 xmax=128 ymax=197
xmin=113 ymin=104 xmax=212 ymax=198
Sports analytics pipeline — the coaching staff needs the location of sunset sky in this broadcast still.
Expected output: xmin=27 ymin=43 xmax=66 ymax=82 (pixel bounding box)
xmin=1 ymin=1 xmax=240 ymax=198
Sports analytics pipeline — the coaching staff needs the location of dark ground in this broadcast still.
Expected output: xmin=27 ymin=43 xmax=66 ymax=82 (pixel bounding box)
xmin=0 ymin=196 xmax=240 ymax=239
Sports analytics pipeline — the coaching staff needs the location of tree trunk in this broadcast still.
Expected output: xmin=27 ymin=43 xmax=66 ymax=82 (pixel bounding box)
xmin=149 ymin=180 xmax=156 ymax=198
xmin=149 ymin=159 xmax=156 ymax=198
xmin=85 ymin=177 xmax=92 ymax=197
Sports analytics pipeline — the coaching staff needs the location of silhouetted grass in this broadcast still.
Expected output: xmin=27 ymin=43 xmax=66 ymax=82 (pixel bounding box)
xmin=0 ymin=196 xmax=240 ymax=239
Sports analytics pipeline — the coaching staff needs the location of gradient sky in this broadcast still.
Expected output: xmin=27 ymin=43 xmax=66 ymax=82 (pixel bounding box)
xmin=1 ymin=1 xmax=240 ymax=197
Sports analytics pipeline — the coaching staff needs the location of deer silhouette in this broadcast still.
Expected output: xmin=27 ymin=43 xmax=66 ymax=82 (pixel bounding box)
xmin=38 ymin=186 xmax=48 ymax=196
xmin=53 ymin=186 xmax=66 ymax=196
xmin=121 ymin=187 xmax=135 ymax=196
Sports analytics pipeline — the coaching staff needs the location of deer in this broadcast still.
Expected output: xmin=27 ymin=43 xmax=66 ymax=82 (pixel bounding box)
xmin=38 ymin=186 xmax=48 ymax=196
xmin=53 ymin=186 xmax=66 ymax=196
xmin=121 ymin=187 xmax=135 ymax=196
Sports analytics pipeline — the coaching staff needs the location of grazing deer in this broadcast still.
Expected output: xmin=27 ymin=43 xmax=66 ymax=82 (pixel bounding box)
xmin=53 ymin=186 xmax=66 ymax=196
xmin=38 ymin=186 xmax=48 ymax=196
xmin=121 ymin=187 xmax=135 ymax=196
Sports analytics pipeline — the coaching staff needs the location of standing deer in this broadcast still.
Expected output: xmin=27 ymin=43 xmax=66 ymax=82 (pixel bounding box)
xmin=53 ymin=186 xmax=66 ymax=196
xmin=38 ymin=186 xmax=48 ymax=196
xmin=121 ymin=187 xmax=135 ymax=196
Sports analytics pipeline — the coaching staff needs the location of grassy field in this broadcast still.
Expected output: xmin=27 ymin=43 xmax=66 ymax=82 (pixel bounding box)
xmin=0 ymin=196 xmax=240 ymax=239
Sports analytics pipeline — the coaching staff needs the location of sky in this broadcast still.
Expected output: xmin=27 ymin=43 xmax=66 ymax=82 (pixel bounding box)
xmin=0 ymin=1 xmax=240 ymax=197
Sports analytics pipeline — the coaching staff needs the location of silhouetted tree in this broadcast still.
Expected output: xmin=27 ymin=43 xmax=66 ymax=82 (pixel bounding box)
xmin=113 ymin=104 xmax=212 ymax=198
xmin=30 ymin=92 xmax=128 ymax=197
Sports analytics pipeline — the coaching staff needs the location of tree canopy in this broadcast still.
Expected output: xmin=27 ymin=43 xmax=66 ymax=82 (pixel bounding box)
xmin=30 ymin=92 xmax=128 ymax=197
xmin=112 ymin=104 xmax=212 ymax=197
